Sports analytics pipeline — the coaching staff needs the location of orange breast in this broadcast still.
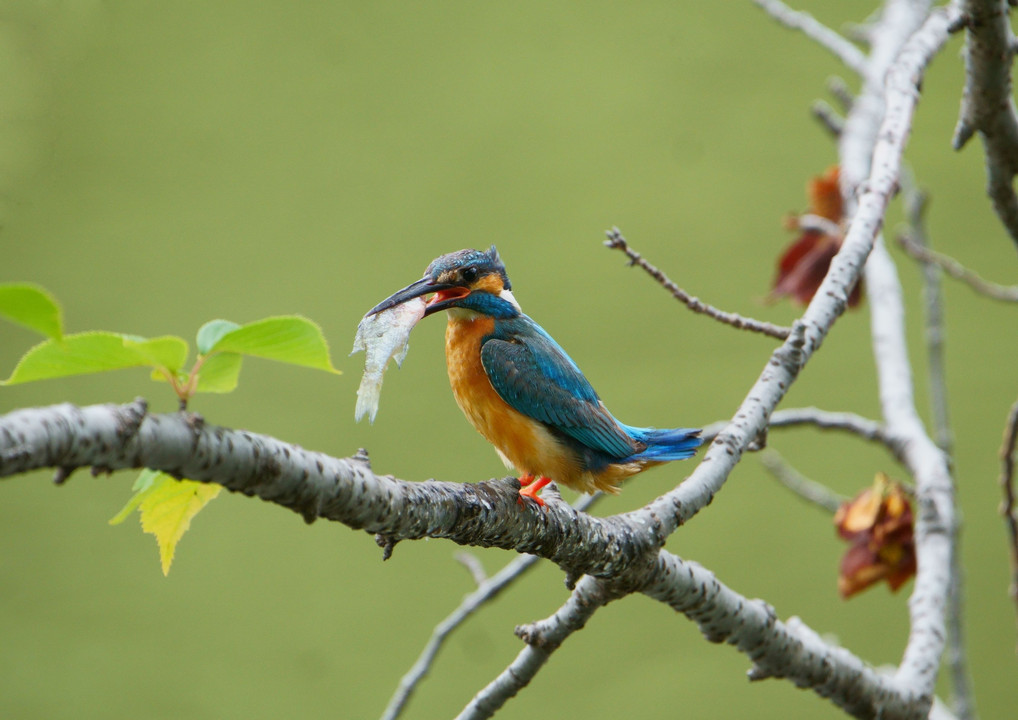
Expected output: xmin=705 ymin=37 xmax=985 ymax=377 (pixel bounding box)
xmin=444 ymin=314 xmax=641 ymax=494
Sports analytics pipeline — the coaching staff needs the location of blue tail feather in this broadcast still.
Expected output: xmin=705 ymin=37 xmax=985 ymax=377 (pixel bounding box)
xmin=622 ymin=425 xmax=702 ymax=462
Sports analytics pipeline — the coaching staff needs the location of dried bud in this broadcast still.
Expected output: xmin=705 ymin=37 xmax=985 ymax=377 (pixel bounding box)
xmin=770 ymin=167 xmax=861 ymax=307
xmin=834 ymin=473 xmax=916 ymax=598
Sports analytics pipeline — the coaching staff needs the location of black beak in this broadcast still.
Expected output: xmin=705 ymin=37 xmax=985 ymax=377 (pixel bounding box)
xmin=367 ymin=277 xmax=463 ymax=317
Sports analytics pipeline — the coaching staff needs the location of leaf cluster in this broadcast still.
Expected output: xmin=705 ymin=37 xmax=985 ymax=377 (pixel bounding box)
xmin=0 ymin=282 xmax=341 ymax=573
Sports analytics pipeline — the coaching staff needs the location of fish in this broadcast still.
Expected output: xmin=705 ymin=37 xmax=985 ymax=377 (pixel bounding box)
xmin=350 ymin=295 xmax=427 ymax=422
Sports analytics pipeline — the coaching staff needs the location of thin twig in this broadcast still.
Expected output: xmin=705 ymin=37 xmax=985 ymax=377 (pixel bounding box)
xmin=454 ymin=552 xmax=489 ymax=586
xmin=603 ymin=228 xmax=792 ymax=340
xmin=752 ymin=0 xmax=869 ymax=76
xmin=900 ymin=177 xmax=953 ymax=452
xmin=771 ymin=406 xmax=895 ymax=447
xmin=759 ymin=449 xmax=846 ymax=513
xmin=999 ymin=399 xmax=1018 ymax=651
xmin=799 ymin=213 xmax=844 ymax=236
xmin=897 ymin=233 xmax=1018 ymax=302
xmin=455 ymin=575 xmax=611 ymax=720
xmin=812 ymin=99 xmax=845 ymax=137
xmin=381 ymin=493 xmax=601 ymax=720
xmin=827 ymin=75 xmax=856 ymax=112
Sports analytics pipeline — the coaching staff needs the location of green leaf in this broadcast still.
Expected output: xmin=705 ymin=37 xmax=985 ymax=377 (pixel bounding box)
xmin=109 ymin=469 xmax=161 ymax=525
xmin=206 ymin=315 xmax=339 ymax=373
xmin=0 ymin=283 xmax=63 ymax=340
xmin=193 ymin=352 xmax=243 ymax=393
xmin=122 ymin=335 xmax=189 ymax=374
xmin=109 ymin=471 xmax=222 ymax=575
xmin=196 ymin=319 xmax=240 ymax=355
xmin=1 ymin=331 xmax=171 ymax=385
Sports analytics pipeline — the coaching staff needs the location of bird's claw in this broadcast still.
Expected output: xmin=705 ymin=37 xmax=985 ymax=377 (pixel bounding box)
xmin=517 ymin=475 xmax=552 ymax=507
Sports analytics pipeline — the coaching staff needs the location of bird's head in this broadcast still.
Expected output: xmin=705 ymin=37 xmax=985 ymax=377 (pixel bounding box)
xmin=368 ymin=246 xmax=520 ymax=319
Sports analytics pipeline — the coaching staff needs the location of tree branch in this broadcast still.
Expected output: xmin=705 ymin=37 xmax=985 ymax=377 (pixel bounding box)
xmin=850 ymin=4 xmax=960 ymax=706
xmin=770 ymin=407 xmax=898 ymax=450
xmin=455 ymin=574 xmax=613 ymax=720
xmin=899 ymin=178 xmax=953 ymax=452
xmin=828 ymin=75 xmax=857 ymax=112
xmin=759 ymin=449 xmax=847 ymax=513
xmin=753 ymin=0 xmax=869 ymax=76
xmin=463 ymin=539 xmax=959 ymax=720
xmin=952 ymin=0 xmax=1018 ymax=249
xmin=999 ymin=398 xmax=1018 ymax=648
xmin=700 ymin=407 xmax=897 ymax=457
xmin=0 ymin=400 xmax=655 ymax=580
xmin=0 ymin=394 xmax=957 ymax=719
xmin=897 ymin=232 xmax=1018 ymax=301
xmin=603 ymin=227 xmax=792 ymax=339
xmin=900 ymin=173 xmax=976 ymax=720
xmin=813 ymin=99 xmax=846 ymax=137
xmin=381 ymin=493 xmax=601 ymax=720
xmin=642 ymin=550 xmax=920 ymax=716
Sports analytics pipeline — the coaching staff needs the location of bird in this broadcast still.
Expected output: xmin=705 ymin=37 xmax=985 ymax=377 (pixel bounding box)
xmin=368 ymin=246 xmax=701 ymax=506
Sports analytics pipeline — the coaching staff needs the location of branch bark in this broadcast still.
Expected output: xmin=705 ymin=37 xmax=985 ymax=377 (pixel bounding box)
xmin=952 ymin=0 xmax=1018 ymax=249
xmin=753 ymin=0 xmax=869 ymax=75
xmin=0 ymin=393 xmax=953 ymax=720
xmin=897 ymin=232 xmax=1018 ymax=301
xmin=0 ymin=400 xmax=658 ymax=581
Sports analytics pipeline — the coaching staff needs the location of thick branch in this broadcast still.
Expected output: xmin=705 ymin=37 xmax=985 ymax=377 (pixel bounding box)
xmin=642 ymin=551 xmax=917 ymax=719
xmin=953 ymin=0 xmax=1018 ymax=249
xmin=848 ymin=3 xmax=960 ymax=708
xmin=0 ymin=400 xmax=655 ymax=580
xmin=0 ymin=394 xmax=954 ymax=719
xmin=466 ymin=539 xmax=959 ymax=720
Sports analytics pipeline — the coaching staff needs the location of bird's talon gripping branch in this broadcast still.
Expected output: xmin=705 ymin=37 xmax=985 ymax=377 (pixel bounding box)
xmin=517 ymin=476 xmax=552 ymax=507
xmin=367 ymin=247 xmax=702 ymax=499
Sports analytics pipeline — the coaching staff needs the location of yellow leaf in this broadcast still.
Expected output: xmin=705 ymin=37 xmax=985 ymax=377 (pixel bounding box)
xmin=134 ymin=474 xmax=222 ymax=575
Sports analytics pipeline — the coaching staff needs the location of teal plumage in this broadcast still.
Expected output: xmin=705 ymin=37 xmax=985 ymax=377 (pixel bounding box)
xmin=369 ymin=246 xmax=701 ymax=504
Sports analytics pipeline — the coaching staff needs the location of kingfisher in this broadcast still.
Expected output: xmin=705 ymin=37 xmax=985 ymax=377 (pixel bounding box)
xmin=369 ymin=246 xmax=701 ymax=506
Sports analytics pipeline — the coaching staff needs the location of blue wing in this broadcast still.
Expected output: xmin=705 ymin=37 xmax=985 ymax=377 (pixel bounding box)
xmin=480 ymin=317 xmax=640 ymax=459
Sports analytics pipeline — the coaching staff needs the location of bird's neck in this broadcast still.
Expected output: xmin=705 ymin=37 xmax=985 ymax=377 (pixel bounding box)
xmin=448 ymin=290 xmax=521 ymax=320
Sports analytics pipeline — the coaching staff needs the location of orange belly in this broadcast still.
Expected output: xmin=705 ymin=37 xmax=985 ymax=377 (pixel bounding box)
xmin=444 ymin=314 xmax=642 ymax=494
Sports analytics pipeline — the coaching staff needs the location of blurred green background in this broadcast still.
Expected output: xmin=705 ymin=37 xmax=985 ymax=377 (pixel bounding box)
xmin=1 ymin=2 xmax=1015 ymax=718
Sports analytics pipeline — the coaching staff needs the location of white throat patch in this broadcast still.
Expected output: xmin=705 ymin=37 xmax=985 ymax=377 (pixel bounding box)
xmin=499 ymin=288 xmax=522 ymax=312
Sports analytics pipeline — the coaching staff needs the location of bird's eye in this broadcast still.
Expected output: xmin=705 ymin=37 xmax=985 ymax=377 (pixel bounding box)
xmin=461 ymin=267 xmax=478 ymax=283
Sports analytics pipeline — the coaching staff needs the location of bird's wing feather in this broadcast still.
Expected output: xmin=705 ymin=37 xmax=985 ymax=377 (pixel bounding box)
xmin=480 ymin=325 xmax=638 ymax=458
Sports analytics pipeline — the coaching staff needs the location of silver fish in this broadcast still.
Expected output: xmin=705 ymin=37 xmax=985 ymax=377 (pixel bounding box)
xmin=350 ymin=295 xmax=427 ymax=423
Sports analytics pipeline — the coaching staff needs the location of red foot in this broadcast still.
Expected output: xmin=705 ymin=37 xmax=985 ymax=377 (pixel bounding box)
xmin=517 ymin=476 xmax=552 ymax=507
